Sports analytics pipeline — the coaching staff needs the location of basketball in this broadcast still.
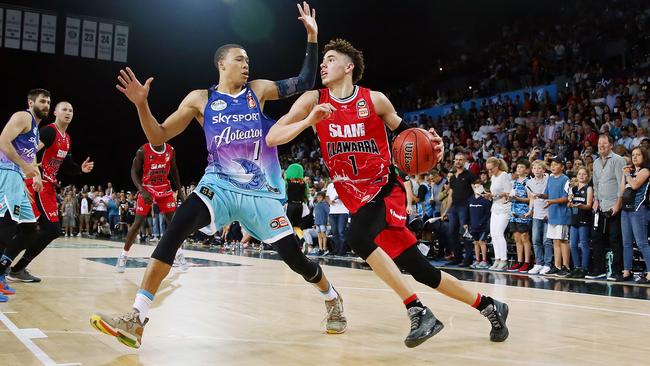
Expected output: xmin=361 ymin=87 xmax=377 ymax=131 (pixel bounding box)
xmin=392 ymin=128 xmax=440 ymax=175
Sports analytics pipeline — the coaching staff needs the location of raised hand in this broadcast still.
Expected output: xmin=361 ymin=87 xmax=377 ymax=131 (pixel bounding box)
xmin=116 ymin=67 xmax=154 ymax=107
xmin=81 ymin=157 xmax=94 ymax=173
xmin=297 ymin=1 xmax=317 ymax=39
xmin=308 ymin=103 xmax=336 ymax=125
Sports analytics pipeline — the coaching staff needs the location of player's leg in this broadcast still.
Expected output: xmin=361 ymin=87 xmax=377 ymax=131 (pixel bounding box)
xmin=91 ymin=193 xmax=211 ymax=348
xmin=392 ymin=244 xmax=509 ymax=342
xmin=10 ymin=184 xmax=61 ymax=282
xmin=0 ymin=212 xmax=19 ymax=299
xmin=237 ymin=194 xmax=346 ymax=334
xmin=115 ymin=214 xmax=146 ymax=273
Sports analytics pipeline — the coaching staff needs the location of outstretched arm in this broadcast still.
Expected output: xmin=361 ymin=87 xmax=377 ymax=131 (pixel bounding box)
xmin=250 ymin=2 xmax=318 ymax=102
xmin=266 ymin=90 xmax=331 ymax=147
xmin=116 ymin=67 xmax=203 ymax=145
xmin=0 ymin=111 xmax=40 ymax=179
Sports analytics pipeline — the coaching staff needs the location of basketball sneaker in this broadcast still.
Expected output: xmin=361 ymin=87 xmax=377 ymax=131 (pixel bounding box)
xmin=0 ymin=293 xmax=7 ymax=302
xmin=480 ymin=298 xmax=509 ymax=342
xmin=90 ymin=310 xmax=148 ymax=349
xmin=323 ymin=289 xmax=347 ymax=334
xmin=0 ymin=275 xmax=16 ymax=295
xmin=116 ymin=253 xmax=127 ymax=273
xmin=7 ymin=268 xmax=41 ymax=283
xmin=404 ymin=306 xmax=444 ymax=348
xmin=174 ymin=251 xmax=189 ymax=271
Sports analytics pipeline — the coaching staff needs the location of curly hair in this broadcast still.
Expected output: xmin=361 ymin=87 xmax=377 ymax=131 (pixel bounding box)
xmin=323 ymin=39 xmax=365 ymax=83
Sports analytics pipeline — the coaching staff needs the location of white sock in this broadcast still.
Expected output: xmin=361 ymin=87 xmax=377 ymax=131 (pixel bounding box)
xmin=121 ymin=250 xmax=129 ymax=257
xmin=176 ymin=247 xmax=184 ymax=256
xmin=318 ymin=284 xmax=338 ymax=301
xmin=133 ymin=289 xmax=154 ymax=323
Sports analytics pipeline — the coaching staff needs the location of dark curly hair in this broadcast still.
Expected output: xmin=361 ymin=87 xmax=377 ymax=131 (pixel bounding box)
xmin=323 ymin=39 xmax=365 ymax=83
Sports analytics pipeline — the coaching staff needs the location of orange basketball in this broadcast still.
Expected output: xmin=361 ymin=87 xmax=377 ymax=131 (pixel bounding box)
xmin=392 ymin=128 xmax=440 ymax=175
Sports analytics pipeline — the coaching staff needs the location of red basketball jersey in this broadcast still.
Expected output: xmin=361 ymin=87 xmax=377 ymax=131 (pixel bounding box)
xmin=316 ymin=86 xmax=392 ymax=213
xmin=142 ymin=143 xmax=173 ymax=192
xmin=40 ymin=124 xmax=71 ymax=184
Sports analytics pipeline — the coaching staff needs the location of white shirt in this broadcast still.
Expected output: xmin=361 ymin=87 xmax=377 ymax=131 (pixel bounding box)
xmin=490 ymin=171 xmax=513 ymax=215
xmin=526 ymin=174 xmax=549 ymax=220
xmin=326 ymin=183 xmax=349 ymax=214
xmin=80 ymin=198 xmax=89 ymax=215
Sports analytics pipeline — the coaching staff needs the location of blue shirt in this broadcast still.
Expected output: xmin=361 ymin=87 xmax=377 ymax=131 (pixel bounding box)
xmin=510 ymin=177 xmax=531 ymax=223
xmin=468 ymin=195 xmax=491 ymax=232
xmin=545 ymin=173 xmax=571 ymax=225
xmin=107 ymin=199 xmax=119 ymax=216
xmin=314 ymin=201 xmax=330 ymax=226
xmin=202 ymin=85 xmax=284 ymax=200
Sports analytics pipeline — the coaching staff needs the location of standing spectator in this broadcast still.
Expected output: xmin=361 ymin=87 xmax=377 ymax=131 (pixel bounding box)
xmin=313 ymin=191 xmax=330 ymax=255
xmin=507 ymin=159 xmax=532 ymax=273
xmin=485 ymin=157 xmax=512 ymax=271
xmin=429 ymin=170 xmax=447 ymax=217
xmin=107 ymin=193 xmax=120 ymax=237
xmin=526 ymin=160 xmax=553 ymax=274
xmin=446 ymin=153 xmax=476 ymax=266
xmin=61 ymin=191 xmax=76 ymax=237
xmin=566 ymin=168 xmax=593 ymax=278
xmin=619 ymin=147 xmax=650 ymax=282
xmin=78 ymin=191 xmax=92 ymax=236
xmin=587 ymin=134 xmax=625 ymax=280
xmin=543 ymin=158 xmax=572 ymax=276
xmin=326 ymin=182 xmax=349 ymax=256
xmin=467 ymin=181 xmax=491 ymax=269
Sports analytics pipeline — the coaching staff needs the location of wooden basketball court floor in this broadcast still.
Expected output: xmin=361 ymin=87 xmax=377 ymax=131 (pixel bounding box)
xmin=1 ymin=237 xmax=649 ymax=365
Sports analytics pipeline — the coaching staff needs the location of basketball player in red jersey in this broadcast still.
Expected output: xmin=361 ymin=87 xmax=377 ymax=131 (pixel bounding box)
xmin=8 ymin=101 xmax=94 ymax=283
xmin=115 ymin=143 xmax=185 ymax=273
xmin=268 ymin=39 xmax=509 ymax=345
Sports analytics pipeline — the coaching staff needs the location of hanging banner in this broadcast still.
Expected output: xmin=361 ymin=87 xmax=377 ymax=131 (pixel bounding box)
xmin=40 ymin=14 xmax=56 ymax=54
xmin=80 ymin=19 xmax=96 ymax=58
xmin=22 ymin=11 xmax=39 ymax=51
xmin=113 ymin=24 xmax=128 ymax=62
xmin=4 ymin=8 xmax=21 ymax=49
xmin=97 ymin=22 xmax=113 ymax=61
xmin=64 ymin=17 xmax=80 ymax=56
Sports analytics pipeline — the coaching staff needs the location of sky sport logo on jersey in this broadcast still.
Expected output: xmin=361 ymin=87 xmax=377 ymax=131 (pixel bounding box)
xmin=211 ymin=112 xmax=261 ymax=124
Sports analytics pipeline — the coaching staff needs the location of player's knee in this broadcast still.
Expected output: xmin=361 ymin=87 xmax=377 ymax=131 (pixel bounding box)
xmin=273 ymin=235 xmax=322 ymax=283
xmin=394 ymin=247 xmax=442 ymax=288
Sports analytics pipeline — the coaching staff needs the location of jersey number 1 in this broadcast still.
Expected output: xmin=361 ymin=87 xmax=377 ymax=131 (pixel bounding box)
xmin=348 ymin=155 xmax=358 ymax=175
xmin=253 ymin=140 xmax=261 ymax=160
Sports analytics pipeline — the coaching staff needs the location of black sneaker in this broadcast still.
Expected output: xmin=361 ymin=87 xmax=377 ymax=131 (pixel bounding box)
xmin=7 ymin=268 xmax=41 ymax=283
xmin=636 ymin=277 xmax=649 ymax=284
xmin=571 ymin=269 xmax=586 ymax=279
xmin=404 ymin=306 xmax=444 ymax=348
xmin=584 ymin=271 xmax=606 ymax=280
xmin=480 ymin=298 xmax=509 ymax=342
xmin=556 ymin=266 xmax=571 ymax=277
xmin=545 ymin=266 xmax=560 ymax=276
xmin=615 ymin=274 xmax=634 ymax=282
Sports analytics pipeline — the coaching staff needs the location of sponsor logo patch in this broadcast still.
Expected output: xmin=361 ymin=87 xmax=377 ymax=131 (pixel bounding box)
xmin=13 ymin=205 xmax=20 ymax=216
xmin=247 ymin=91 xmax=257 ymax=109
xmin=199 ymin=186 xmax=214 ymax=200
xmin=269 ymin=216 xmax=289 ymax=230
xmin=211 ymin=99 xmax=227 ymax=111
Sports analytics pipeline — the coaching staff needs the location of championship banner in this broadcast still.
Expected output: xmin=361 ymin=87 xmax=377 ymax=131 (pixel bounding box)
xmin=64 ymin=17 xmax=80 ymax=56
xmin=21 ymin=11 xmax=39 ymax=51
xmin=40 ymin=13 xmax=56 ymax=54
xmin=4 ymin=8 xmax=21 ymax=49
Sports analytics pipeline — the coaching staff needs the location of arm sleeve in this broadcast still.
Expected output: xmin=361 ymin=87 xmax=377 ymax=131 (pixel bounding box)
xmin=59 ymin=148 xmax=82 ymax=176
xmin=39 ymin=126 xmax=56 ymax=148
xmin=274 ymin=42 xmax=318 ymax=98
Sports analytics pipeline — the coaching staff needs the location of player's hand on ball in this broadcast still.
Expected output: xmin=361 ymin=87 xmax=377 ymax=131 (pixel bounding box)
xmin=308 ymin=103 xmax=336 ymax=125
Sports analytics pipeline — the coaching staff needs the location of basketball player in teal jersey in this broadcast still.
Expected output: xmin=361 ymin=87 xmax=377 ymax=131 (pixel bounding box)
xmin=90 ymin=2 xmax=349 ymax=349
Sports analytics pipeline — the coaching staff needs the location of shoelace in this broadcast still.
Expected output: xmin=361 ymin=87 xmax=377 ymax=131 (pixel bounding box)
xmin=485 ymin=310 xmax=502 ymax=329
xmin=322 ymin=299 xmax=343 ymax=324
xmin=118 ymin=312 xmax=139 ymax=325
xmin=409 ymin=310 xmax=423 ymax=331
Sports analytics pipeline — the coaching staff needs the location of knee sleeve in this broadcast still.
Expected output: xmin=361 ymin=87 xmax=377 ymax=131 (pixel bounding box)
xmin=0 ymin=213 xmax=18 ymax=249
xmin=272 ymin=235 xmax=322 ymax=283
xmin=394 ymin=246 xmax=442 ymax=289
xmin=20 ymin=217 xmax=60 ymax=263
xmin=151 ymin=194 xmax=211 ymax=265
xmin=346 ymin=202 xmax=384 ymax=260
xmin=3 ymin=223 xmax=38 ymax=260
xmin=346 ymin=224 xmax=378 ymax=260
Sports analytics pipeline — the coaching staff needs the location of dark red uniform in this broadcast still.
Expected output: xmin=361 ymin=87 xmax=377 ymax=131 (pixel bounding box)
xmin=135 ymin=143 xmax=176 ymax=216
xmin=316 ymin=86 xmax=416 ymax=258
xmin=26 ymin=124 xmax=71 ymax=222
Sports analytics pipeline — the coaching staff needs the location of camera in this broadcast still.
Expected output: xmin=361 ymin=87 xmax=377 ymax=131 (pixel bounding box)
xmin=601 ymin=209 xmax=613 ymax=218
